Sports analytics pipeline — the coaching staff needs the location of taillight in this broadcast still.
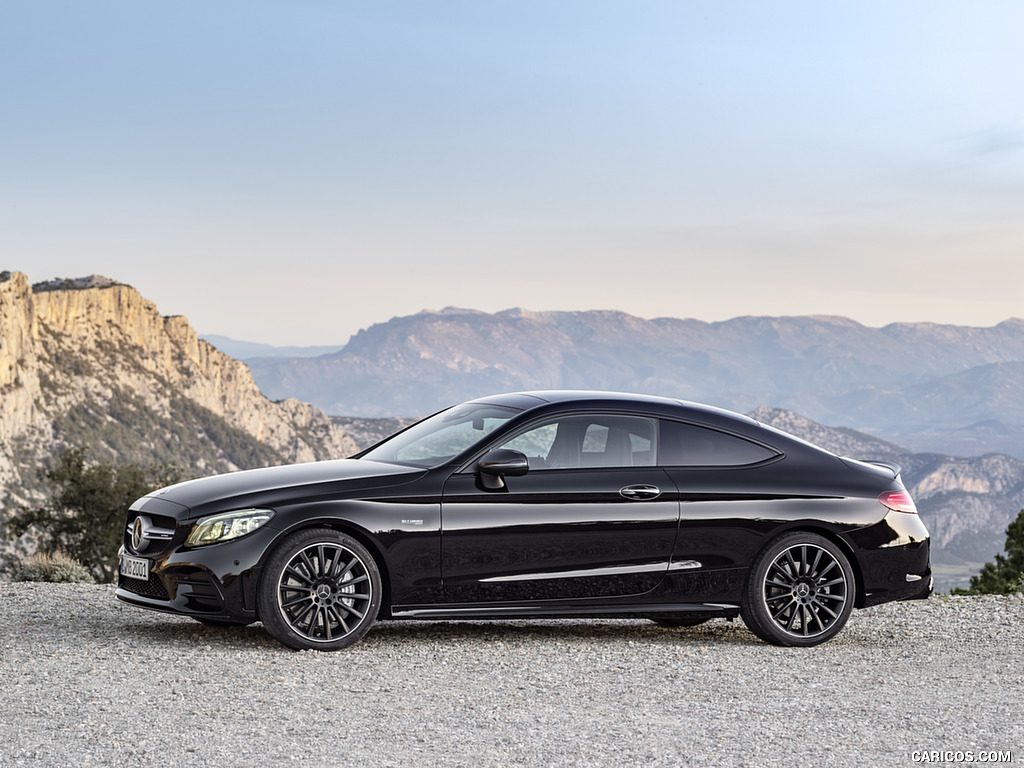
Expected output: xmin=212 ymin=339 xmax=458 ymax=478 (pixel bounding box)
xmin=878 ymin=490 xmax=918 ymax=514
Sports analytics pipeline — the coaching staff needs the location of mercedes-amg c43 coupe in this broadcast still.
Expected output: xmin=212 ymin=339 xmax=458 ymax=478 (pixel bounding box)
xmin=117 ymin=391 xmax=931 ymax=650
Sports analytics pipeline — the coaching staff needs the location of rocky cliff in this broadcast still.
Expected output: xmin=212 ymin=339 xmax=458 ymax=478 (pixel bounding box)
xmin=0 ymin=271 xmax=357 ymax=510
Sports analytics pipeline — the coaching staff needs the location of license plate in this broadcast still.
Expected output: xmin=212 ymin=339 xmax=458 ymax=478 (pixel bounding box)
xmin=120 ymin=554 xmax=149 ymax=581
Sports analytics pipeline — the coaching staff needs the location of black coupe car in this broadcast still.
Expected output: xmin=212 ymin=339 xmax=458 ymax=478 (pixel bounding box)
xmin=117 ymin=391 xmax=931 ymax=650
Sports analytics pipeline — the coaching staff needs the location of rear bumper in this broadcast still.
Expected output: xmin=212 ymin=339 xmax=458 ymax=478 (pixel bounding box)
xmin=846 ymin=510 xmax=932 ymax=608
xmin=862 ymin=568 xmax=932 ymax=607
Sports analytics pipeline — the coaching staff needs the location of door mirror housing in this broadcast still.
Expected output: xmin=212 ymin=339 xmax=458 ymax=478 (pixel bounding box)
xmin=477 ymin=449 xmax=529 ymax=490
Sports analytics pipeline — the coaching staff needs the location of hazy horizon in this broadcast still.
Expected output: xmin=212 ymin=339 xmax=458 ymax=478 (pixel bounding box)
xmin=197 ymin=305 xmax=1024 ymax=351
xmin=4 ymin=2 xmax=1023 ymax=345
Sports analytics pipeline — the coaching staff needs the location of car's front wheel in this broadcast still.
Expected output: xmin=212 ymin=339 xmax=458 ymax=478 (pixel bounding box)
xmin=741 ymin=532 xmax=855 ymax=647
xmin=258 ymin=528 xmax=382 ymax=651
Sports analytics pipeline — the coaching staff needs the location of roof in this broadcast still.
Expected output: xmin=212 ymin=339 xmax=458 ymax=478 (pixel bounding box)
xmin=470 ymin=389 xmax=760 ymax=430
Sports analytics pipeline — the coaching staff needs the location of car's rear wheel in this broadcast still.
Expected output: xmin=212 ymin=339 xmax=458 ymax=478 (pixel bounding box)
xmin=741 ymin=532 xmax=855 ymax=647
xmin=258 ymin=528 xmax=381 ymax=651
xmin=649 ymin=617 xmax=709 ymax=628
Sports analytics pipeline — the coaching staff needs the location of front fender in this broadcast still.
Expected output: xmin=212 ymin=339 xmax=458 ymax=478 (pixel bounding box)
xmin=261 ymin=498 xmax=443 ymax=607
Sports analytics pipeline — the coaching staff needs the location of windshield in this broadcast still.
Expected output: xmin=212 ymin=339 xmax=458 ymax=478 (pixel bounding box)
xmin=360 ymin=403 xmax=521 ymax=468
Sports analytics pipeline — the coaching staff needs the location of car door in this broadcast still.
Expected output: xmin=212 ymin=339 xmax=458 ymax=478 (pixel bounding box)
xmin=440 ymin=413 xmax=679 ymax=603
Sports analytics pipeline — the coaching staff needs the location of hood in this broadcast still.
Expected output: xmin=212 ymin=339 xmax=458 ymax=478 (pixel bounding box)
xmin=143 ymin=458 xmax=426 ymax=518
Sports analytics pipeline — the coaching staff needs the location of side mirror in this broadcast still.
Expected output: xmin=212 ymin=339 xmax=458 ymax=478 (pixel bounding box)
xmin=477 ymin=449 xmax=529 ymax=490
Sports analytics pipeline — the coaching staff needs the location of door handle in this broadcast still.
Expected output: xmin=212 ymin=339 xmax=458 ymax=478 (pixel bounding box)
xmin=619 ymin=484 xmax=661 ymax=500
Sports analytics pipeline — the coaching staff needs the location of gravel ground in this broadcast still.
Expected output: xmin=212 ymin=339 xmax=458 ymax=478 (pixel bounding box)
xmin=1 ymin=583 xmax=1021 ymax=768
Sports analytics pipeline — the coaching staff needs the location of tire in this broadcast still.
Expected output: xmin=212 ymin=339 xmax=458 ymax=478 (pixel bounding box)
xmin=193 ymin=617 xmax=253 ymax=628
xmin=258 ymin=528 xmax=382 ymax=651
xmin=649 ymin=617 xmax=709 ymax=628
xmin=740 ymin=532 xmax=855 ymax=647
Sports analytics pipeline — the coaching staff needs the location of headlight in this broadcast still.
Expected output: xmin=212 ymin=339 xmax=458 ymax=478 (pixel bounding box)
xmin=186 ymin=509 xmax=275 ymax=547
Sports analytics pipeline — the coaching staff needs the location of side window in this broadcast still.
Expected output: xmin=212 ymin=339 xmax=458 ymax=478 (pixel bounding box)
xmin=501 ymin=422 xmax=558 ymax=463
xmin=659 ymin=420 xmax=776 ymax=467
xmin=496 ymin=414 xmax=657 ymax=469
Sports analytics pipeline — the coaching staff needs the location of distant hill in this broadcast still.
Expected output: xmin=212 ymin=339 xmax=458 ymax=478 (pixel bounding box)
xmin=0 ymin=271 xmax=357 ymax=567
xmin=330 ymin=415 xmax=417 ymax=453
xmin=827 ymin=362 xmax=1024 ymax=429
xmin=244 ymin=307 xmax=1024 ymax=459
xmin=889 ymin=421 xmax=1024 ymax=464
xmin=201 ymin=334 xmax=344 ymax=360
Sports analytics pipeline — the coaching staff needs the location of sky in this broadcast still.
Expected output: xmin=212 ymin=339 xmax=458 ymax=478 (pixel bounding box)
xmin=2 ymin=1 xmax=1023 ymax=346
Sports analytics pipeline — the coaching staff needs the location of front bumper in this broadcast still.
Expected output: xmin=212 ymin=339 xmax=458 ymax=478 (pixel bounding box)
xmin=115 ymin=524 xmax=280 ymax=622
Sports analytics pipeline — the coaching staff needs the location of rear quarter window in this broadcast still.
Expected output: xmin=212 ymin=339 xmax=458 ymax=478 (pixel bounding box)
xmin=659 ymin=420 xmax=777 ymax=467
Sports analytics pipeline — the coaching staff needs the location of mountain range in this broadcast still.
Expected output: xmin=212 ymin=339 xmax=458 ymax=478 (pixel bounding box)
xmin=200 ymin=334 xmax=343 ymax=359
xmin=237 ymin=308 xmax=1024 ymax=460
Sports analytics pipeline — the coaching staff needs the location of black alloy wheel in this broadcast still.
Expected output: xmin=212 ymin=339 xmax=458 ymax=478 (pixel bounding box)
xmin=258 ymin=528 xmax=382 ymax=651
xmin=741 ymin=531 xmax=855 ymax=647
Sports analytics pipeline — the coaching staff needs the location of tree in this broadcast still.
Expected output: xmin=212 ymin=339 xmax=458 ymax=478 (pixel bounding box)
xmin=959 ymin=509 xmax=1024 ymax=595
xmin=6 ymin=448 xmax=185 ymax=582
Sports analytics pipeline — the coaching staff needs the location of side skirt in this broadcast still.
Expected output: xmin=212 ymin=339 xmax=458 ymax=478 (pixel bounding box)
xmin=390 ymin=601 xmax=741 ymax=620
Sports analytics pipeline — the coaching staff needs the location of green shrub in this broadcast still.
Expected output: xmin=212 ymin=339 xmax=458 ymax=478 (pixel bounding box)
xmin=6 ymin=448 xmax=185 ymax=582
xmin=955 ymin=509 xmax=1024 ymax=595
xmin=11 ymin=551 xmax=96 ymax=584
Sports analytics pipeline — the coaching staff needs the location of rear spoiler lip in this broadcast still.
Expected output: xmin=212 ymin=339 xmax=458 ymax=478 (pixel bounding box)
xmin=839 ymin=457 xmax=902 ymax=480
xmin=864 ymin=460 xmax=902 ymax=477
